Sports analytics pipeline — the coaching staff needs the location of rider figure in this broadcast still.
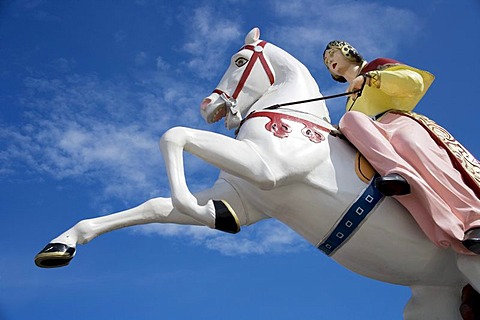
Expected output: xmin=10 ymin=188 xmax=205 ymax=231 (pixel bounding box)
xmin=323 ymin=40 xmax=480 ymax=255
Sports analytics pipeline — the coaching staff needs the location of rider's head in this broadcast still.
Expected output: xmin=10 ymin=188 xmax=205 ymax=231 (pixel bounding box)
xmin=323 ymin=40 xmax=364 ymax=83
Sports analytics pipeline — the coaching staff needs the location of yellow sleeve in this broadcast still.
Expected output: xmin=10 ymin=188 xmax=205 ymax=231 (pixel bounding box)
xmin=348 ymin=64 xmax=435 ymax=115
xmin=377 ymin=69 xmax=425 ymax=98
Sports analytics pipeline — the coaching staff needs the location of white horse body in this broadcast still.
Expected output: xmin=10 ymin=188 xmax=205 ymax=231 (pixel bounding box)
xmin=36 ymin=28 xmax=480 ymax=319
xmin=218 ymin=134 xmax=461 ymax=287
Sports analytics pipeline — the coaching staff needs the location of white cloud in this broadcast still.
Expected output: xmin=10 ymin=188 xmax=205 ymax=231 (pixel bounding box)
xmin=267 ymin=0 xmax=421 ymax=68
xmin=1 ymin=67 xmax=215 ymax=200
xmin=135 ymin=51 xmax=149 ymax=66
xmin=114 ymin=30 xmax=128 ymax=43
xmin=180 ymin=5 xmax=243 ymax=79
xmin=134 ymin=219 xmax=308 ymax=256
xmin=155 ymin=56 xmax=170 ymax=71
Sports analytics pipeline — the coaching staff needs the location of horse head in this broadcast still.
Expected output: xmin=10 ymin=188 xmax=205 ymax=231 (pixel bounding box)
xmin=200 ymin=27 xmax=273 ymax=129
xmin=200 ymin=27 xmax=330 ymax=130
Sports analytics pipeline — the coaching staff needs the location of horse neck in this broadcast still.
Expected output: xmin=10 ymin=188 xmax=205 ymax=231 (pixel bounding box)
xmin=249 ymin=48 xmax=330 ymax=121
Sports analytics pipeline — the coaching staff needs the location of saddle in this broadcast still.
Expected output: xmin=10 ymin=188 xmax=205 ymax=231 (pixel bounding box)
xmin=355 ymin=152 xmax=376 ymax=183
xmin=330 ymin=125 xmax=377 ymax=184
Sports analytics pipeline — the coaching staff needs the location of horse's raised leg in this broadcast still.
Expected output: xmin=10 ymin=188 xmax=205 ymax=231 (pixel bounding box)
xmin=35 ymin=180 xmax=252 ymax=268
xmin=34 ymin=197 xmax=199 ymax=268
xmin=404 ymin=285 xmax=463 ymax=320
xmin=159 ymin=126 xmax=277 ymax=229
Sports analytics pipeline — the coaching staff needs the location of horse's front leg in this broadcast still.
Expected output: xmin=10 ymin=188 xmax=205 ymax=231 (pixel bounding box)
xmin=159 ymin=126 xmax=276 ymax=232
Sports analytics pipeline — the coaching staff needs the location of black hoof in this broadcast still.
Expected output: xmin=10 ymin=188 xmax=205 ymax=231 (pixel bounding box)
xmin=34 ymin=243 xmax=76 ymax=268
xmin=463 ymin=228 xmax=480 ymax=254
xmin=213 ymin=200 xmax=240 ymax=234
xmin=374 ymin=173 xmax=411 ymax=196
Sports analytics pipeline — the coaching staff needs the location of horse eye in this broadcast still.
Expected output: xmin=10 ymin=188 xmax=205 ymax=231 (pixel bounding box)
xmin=235 ymin=57 xmax=248 ymax=67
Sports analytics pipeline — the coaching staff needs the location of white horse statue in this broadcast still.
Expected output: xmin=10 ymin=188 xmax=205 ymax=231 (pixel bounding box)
xmin=35 ymin=27 xmax=480 ymax=319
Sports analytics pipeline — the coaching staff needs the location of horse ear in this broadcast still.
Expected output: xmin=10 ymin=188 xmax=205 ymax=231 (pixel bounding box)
xmin=245 ymin=27 xmax=260 ymax=44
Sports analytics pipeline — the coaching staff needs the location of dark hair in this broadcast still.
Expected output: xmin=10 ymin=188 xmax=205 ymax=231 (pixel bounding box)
xmin=323 ymin=40 xmax=364 ymax=83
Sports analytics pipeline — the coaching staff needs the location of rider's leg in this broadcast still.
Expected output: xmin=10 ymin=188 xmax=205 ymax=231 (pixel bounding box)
xmin=339 ymin=111 xmax=480 ymax=254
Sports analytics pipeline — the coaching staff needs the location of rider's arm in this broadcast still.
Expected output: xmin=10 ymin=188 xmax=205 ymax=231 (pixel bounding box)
xmin=364 ymin=68 xmax=425 ymax=98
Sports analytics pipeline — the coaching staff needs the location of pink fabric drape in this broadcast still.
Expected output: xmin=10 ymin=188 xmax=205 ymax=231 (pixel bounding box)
xmin=340 ymin=111 xmax=480 ymax=254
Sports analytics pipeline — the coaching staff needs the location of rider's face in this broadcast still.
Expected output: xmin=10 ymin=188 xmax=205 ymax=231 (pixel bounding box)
xmin=324 ymin=48 xmax=350 ymax=77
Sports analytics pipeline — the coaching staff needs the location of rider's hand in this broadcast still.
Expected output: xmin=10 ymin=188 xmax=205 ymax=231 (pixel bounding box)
xmin=347 ymin=75 xmax=366 ymax=98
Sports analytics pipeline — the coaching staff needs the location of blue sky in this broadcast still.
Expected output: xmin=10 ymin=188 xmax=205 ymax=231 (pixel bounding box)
xmin=1 ymin=1 xmax=479 ymax=319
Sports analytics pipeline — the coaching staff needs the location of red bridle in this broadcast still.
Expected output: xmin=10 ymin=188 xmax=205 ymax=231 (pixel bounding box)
xmin=213 ymin=40 xmax=275 ymax=100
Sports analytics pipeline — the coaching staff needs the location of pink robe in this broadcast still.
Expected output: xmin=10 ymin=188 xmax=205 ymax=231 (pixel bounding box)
xmin=340 ymin=111 xmax=480 ymax=254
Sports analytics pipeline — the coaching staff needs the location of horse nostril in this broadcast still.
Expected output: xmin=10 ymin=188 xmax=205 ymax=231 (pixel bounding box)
xmin=200 ymin=98 xmax=211 ymax=111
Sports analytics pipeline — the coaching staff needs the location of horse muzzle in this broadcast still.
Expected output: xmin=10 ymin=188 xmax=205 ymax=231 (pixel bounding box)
xmin=200 ymin=94 xmax=227 ymax=124
xmin=200 ymin=91 xmax=243 ymax=130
